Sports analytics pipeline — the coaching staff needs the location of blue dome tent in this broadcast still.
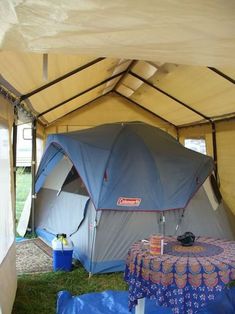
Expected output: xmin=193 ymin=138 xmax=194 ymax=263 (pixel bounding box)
xmin=36 ymin=122 xmax=214 ymax=210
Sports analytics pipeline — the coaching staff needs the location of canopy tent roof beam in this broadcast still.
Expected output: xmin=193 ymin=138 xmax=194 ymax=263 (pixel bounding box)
xmin=114 ymin=91 xmax=177 ymax=130
xmin=20 ymin=57 xmax=105 ymax=102
xmin=129 ymin=71 xmax=210 ymax=121
xmin=178 ymin=114 xmax=235 ymax=129
xmin=207 ymin=67 xmax=235 ymax=84
xmin=38 ymin=70 xmax=127 ymax=119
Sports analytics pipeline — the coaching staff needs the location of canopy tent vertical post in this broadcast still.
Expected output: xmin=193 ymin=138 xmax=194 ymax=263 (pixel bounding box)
xmin=12 ymin=109 xmax=17 ymax=231
xmin=31 ymin=118 xmax=37 ymax=233
xmin=211 ymin=121 xmax=218 ymax=181
xmin=176 ymin=128 xmax=179 ymax=142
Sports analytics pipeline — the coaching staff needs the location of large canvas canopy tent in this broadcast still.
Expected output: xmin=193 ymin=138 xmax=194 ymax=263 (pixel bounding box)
xmin=0 ymin=0 xmax=235 ymax=312
xmin=18 ymin=122 xmax=234 ymax=274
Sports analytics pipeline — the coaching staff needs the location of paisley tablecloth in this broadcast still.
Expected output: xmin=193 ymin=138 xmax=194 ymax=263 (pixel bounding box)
xmin=124 ymin=237 xmax=235 ymax=314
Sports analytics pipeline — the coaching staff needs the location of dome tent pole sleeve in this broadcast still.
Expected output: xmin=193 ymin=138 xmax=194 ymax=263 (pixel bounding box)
xmin=96 ymin=123 xmax=127 ymax=207
xmin=69 ymin=199 xmax=90 ymax=237
xmin=31 ymin=118 xmax=37 ymax=234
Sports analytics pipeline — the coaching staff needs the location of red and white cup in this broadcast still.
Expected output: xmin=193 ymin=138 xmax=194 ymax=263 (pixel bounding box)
xmin=150 ymin=235 xmax=164 ymax=255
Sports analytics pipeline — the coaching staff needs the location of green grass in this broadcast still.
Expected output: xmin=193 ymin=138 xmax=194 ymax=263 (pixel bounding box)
xmin=12 ymin=265 xmax=127 ymax=314
xmin=16 ymin=168 xmax=31 ymax=222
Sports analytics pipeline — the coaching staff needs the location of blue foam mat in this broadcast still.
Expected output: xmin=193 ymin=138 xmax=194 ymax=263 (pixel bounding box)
xmin=57 ymin=290 xmax=173 ymax=314
xmin=16 ymin=237 xmax=27 ymax=243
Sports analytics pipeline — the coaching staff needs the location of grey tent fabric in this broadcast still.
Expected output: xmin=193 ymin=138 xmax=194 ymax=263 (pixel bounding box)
xmin=34 ymin=181 xmax=234 ymax=274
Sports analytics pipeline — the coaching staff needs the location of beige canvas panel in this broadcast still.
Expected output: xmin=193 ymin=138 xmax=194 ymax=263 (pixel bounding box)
xmin=1 ymin=1 xmax=235 ymax=67
xmin=132 ymin=62 xmax=235 ymax=118
xmin=124 ymin=82 xmax=203 ymax=126
xmin=43 ymin=85 xmax=107 ymax=124
xmin=216 ymin=120 xmax=235 ymax=215
xmin=27 ymin=58 xmax=122 ymax=113
xmin=0 ymin=51 xmax=94 ymax=94
xmin=45 ymin=93 xmax=176 ymax=137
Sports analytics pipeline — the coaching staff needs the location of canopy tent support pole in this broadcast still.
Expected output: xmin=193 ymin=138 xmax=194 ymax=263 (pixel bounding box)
xmin=207 ymin=67 xmax=235 ymax=84
xmin=19 ymin=58 xmax=105 ymax=102
xmin=31 ymin=118 xmax=37 ymax=234
xmin=12 ymin=109 xmax=18 ymax=230
xmin=207 ymin=67 xmax=234 ymax=180
xmin=9 ymin=58 xmax=105 ymax=126
xmin=129 ymin=71 xmax=210 ymax=121
xmin=178 ymin=114 xmax=235 ymax=129
xmin=176 ymin=128 xmax=179 ymax=141
xmin=211 ymin=122 xmax=218 ymax=182
xmin=38 ymin=70 xmax=126 ymax=119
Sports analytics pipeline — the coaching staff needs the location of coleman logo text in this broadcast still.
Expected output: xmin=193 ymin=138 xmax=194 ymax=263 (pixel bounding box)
xmin=117 ymin=197 xmax=141 ymax=207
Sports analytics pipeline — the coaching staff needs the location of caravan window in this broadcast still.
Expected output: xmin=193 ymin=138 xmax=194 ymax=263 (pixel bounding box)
xmin=184 ymin=138 xmax=207 ymax=155
xmin=61 ymin=166 xmax=89 ymax=196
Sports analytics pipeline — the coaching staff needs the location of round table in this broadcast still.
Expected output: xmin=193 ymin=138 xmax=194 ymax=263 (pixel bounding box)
xmin=124 ymin=237 xmax=235 ymax=314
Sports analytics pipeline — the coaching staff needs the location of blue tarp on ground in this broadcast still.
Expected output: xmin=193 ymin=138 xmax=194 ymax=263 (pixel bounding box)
xmin=57 ymin=288 xmax=235 ymax=314
xmin=56 ymin=290 xmax=173 ymax=314
xmin=36 ymin=122 xmax=214 ymax=211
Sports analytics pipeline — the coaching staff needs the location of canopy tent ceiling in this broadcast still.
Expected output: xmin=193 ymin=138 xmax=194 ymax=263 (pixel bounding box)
xmin=1 ymin=1 xmax=235 ymax=67
xmin=0 ymin=52 xmax=234 ymax=128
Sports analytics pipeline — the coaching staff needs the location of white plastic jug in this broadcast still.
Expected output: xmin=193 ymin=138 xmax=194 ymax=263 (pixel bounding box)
xmin=52 ymin=234 xmax=74 ymax=251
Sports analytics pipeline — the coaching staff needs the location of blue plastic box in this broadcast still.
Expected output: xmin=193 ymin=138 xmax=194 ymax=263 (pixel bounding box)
xmin=53 ymin=249 xmax=73 ymax=271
